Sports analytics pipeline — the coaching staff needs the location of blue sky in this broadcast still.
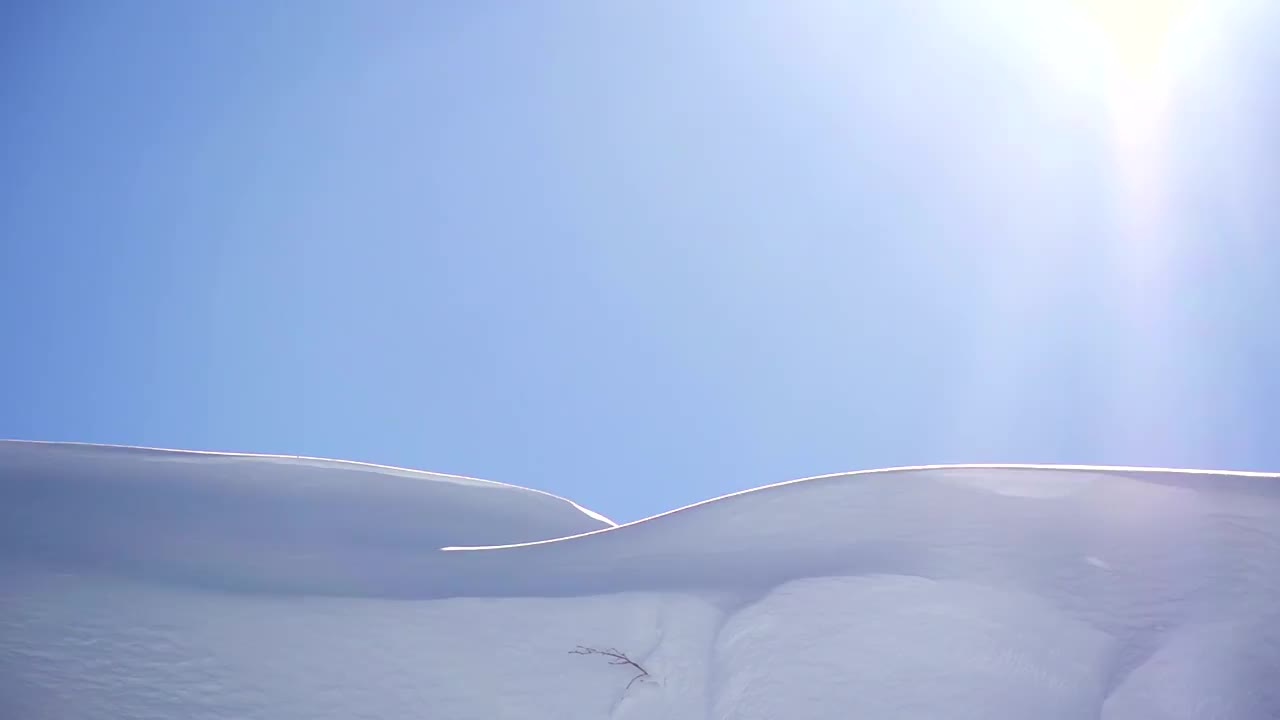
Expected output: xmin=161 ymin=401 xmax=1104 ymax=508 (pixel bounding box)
xmin=3 ymin=1 xmax=1277 ymax=521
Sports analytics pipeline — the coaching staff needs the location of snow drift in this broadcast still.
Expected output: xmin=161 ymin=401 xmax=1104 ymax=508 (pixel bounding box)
xmin=1 ymin=440 xmax=1278 ymax=719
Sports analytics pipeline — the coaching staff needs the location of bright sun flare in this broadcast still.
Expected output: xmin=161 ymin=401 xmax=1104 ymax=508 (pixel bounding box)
xmin=1020 ymin=0 xmax=1203 ymax=98
xmin=1072 ymin=0 xmax=1191 ymax=85
xmin=1017 ymin=0 xmax=1212 ymax=172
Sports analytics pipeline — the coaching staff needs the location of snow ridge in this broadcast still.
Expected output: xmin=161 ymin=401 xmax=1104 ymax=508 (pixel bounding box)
xmin=2 ymin=441 xmax=1278 ymax=719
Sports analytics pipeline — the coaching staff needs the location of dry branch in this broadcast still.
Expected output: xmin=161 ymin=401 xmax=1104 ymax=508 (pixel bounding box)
xmin=569 ymin=645 xmax=650 ymax=689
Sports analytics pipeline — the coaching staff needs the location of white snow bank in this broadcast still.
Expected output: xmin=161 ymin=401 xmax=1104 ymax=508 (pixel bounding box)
xmin=0 ymin=564 xmax=719 ymax=720
xmin=710 ymin=575 xmax=1112 ymax=719
xmin=0 ymin=441 xmax=613 ymax=595
xmin=2 ymin=441 xmax=1278 ymax=719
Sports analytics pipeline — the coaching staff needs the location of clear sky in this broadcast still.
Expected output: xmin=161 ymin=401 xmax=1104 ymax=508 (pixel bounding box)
xmin=3 ymin=1 xmax=1277 ymax=521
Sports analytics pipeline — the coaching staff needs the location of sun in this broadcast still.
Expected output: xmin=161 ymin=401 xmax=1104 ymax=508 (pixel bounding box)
xmin=1071 ymin=0 xmax=1191 ymax=86
xmin=1006 ymin=0 xmax=1202 ymax=100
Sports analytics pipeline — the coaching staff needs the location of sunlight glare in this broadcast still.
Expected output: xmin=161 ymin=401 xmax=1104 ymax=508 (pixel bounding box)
xmin=1072 ymin=0 xmax=1190 ymax=87
xmin=1016 ymin=0 xmax=1203 ymax=103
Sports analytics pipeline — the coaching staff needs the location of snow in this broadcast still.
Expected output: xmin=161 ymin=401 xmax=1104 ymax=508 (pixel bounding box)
xmin=710 ymin=576 xmax=1112 ymax=719
xmin=0 ymin=441 xmax=613 ymax=596
xmin=2 ymin=440 xmax=1279 ymax=718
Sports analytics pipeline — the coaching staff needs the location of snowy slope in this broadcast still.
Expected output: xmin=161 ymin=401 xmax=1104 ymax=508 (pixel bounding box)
xmin=2 ymin=441 xmax=1278 ymax=719
xmin=0 ymin=441 xmax=612 ymax=596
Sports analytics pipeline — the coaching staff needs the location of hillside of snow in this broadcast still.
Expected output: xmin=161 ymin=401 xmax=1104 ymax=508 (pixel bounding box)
xmin=2 ymin=440 xmax=1278 ymax=719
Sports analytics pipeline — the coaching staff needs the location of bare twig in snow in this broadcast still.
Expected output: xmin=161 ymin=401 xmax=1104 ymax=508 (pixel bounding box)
xmin=569 ymin=645 xmax=650 ymax=689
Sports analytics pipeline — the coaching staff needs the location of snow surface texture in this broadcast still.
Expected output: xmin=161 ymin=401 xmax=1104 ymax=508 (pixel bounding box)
xmin=2 ymin=440 xmax=1278 ymax=719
